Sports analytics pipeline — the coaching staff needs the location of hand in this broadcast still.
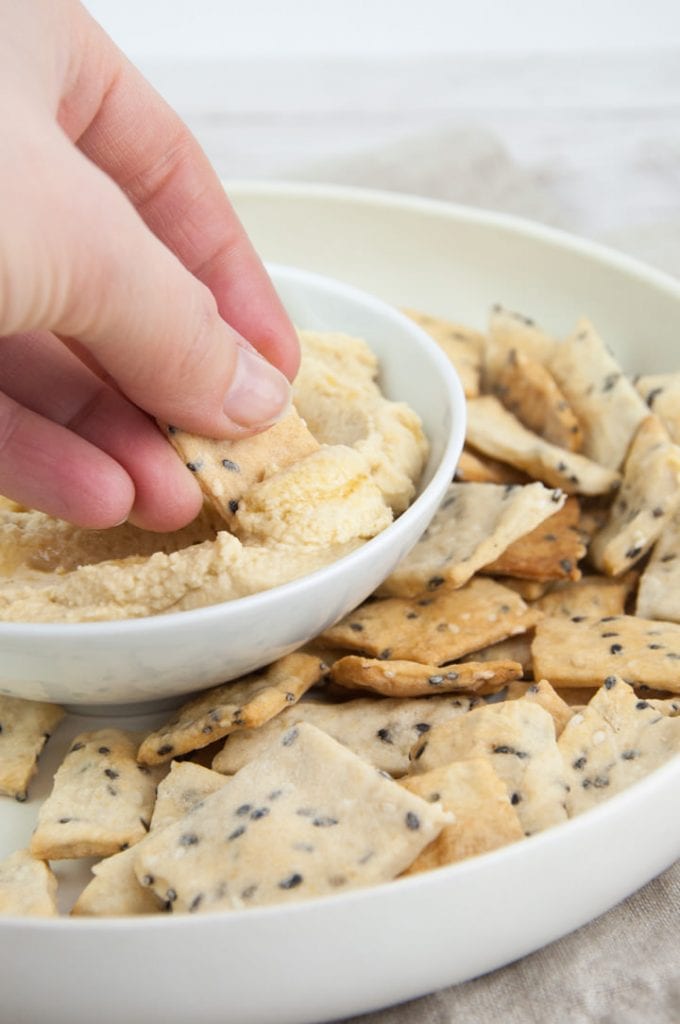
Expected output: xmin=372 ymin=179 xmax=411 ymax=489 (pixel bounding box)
xmin=0 ymin=0 xmax=299 ymax=531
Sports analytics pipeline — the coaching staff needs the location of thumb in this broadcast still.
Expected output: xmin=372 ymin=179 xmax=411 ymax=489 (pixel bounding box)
xmin=1 ymin=125 xmax=292 ymax=437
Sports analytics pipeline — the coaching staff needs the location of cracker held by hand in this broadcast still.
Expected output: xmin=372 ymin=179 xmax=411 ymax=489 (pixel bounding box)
xmin=0 ymin=850 xmax=58 ymax=917
xmin=163 ymin=408 xmax=320 ymax=520
xmin=532 ymin=614 xmax=680 ymax=693
xmin=379 ymin=481 xmax=565 ymax=596
xmin=0 ymin=696 xmax=64 ymax=801
xmin=320 ymin=577 xmax=540 ymax=664
xmin=30 ymin=729 xmax=163 ymax=860
xmin=329 ymin=655 xmax=523 ymax=698
xmin=134 ymin=722 xmax=450 ymax=913
xmin=558 ymin=675 xmax=680 ymax=815
xmin=465 ymin=396 xmax=620 ymax=496
xmin=400 ymin=759 xmax=524 ymax=871
xmin=137 ymin=652 xmax=325 ymax=765
xmin=409 ymin=700 xmax=569 ymax=835
xmin=589 ymin=415 xmax=680 ymax=575
xmin=212 ymin=694 xmax=478 ymax=777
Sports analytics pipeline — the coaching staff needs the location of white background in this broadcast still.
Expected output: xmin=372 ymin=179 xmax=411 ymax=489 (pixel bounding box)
xmin=82 ymin=1 xmax=680 ymax=277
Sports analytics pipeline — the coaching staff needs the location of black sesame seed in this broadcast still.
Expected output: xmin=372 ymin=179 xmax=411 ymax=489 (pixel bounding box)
xmin=157 ymin=744 xmax=174 ymax=756
xmin=510 ymin=792 xmax=522 ymax=805
xmin=415 ymin=722 xmax=431 ymax=734
xmin=604 ymin=676 xmax=617 ymax=689
xmin=636 ymin=701 xmax=650 ymax=710
xmin=250 ymin=807 xmax=269 ymax=820
xmin=571 ymin=615 xmax=585 ymax=623
xmin=104 ymin=767 xmax=119 ymax=780
xmin=58 ymin=816 xmax=72 ymax=824
xmin=282 ymin=728 xmax=299 ymax=746
xmin=625 ymin=545 xmax=643 ymax=560
xmin=601 ymin=632 xmax=619 ymax=638
xmin=621 ymin=750 xmax=639 ymax=761
xmin=222 ymin=459 xmax=240 ymax=472
xmin=180 ymin=833 xmax=199 ymax=846
xmin=648 ymin=643 xmax=664 ymax=650
xmin=652 ymin=506 xmax=664 ymax=518
xmin=312 ymin=816 xmax=339 ymax=827
xmin=279 ymin=873 xmax=303 ymax=890
xmin=228 ymin=825 xmax=246 ymax=841
xmin=572 ymin=756 xmax=587 ymax=770
xmin=610 ymin=643 xmax=623 ymax=654
xmin=376 ymin=728 xmax=393 ymax=744
xmin=228 ymin=500 xmax=239 ymax=514
xmin=142 ymin=875 xmax=154 ymax=887
xmin=405 ymin=811 xmax=420 ymax=830
xmin=97 ymin=746 xmax=111 ymax=755
xmin=559 ymin=559 xmax=573 ymax=573
xmin=427 ymin=576 xmax=445 ymax=590
xmin=406 ymin=611 xmax=418 ymax=620
xmin=186 ymin=461 xmax=202 ymax=473
xmin=166 ymin=889 xmax=177 ymax=903
xmin=235 ymin=804 xmax=252 ymax=816
xmin=349 ymin=622 xmax=364 ymax=632
xmin=378 ymin=649 xmax=392 ymax=660
xmin=189 ymin=894 xmax=203 ymax=912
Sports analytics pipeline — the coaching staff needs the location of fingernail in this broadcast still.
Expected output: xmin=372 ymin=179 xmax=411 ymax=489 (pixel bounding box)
xmin=223 ymin=345 xmax=291 ymax=428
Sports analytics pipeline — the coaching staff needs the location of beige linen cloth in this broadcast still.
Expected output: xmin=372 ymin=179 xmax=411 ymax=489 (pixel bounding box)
xmin=291 ymin=127 xmax=680 ymax=1024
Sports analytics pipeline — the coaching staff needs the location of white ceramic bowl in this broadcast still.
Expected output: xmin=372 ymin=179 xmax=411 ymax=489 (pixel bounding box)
xmin=1 ymin=186 xmax=679 ymax=1024
xmin=0 ymin=263 xmax=465 ymax=709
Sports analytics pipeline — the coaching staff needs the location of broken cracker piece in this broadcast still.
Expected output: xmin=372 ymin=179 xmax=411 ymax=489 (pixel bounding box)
xmin=0 ymin=850 xmax=58 ymax=917
xmin=329 ymin=655 xmax=522 ymax=698
xmin=466 ymin=396 xmax=619 ymax=496
xmin=0 ymin=696 xmax=64 ymax=801
xmin=137 ymin=652 xmax=324 ymax=765
xmin=378 ymin=481 xmax=565 ymax=596
xmin=482 ymin=496 xmax=585 ymax=582
xmin=30 ymin=729 xmax=163 ymax=860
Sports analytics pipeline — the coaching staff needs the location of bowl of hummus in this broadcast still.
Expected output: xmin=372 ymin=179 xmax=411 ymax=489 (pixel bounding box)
xmin=0 ymin=264 xmax=465 ymax=707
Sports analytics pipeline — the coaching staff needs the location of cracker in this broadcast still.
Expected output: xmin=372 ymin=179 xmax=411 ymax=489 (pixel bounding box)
xmin=500 ymin=579 xmax=551 ymax=601
xmin=163 ymin=408 xmax=320 ymax=520
xmin=459 ymin=634 xmax=534 ymax=677
xmin=30 ymin=729 xmax=163 ymax=860
xmin=134 ymin=722 xmax=449 ymax=913
xmin=329 ymin=656 xmax=523 ymax=698
xmin=403 ymin=309 xmax=484 ymax=398
xmin=212 ymin=694 xmax=479 ymax=777
xmin=490 ymin=346 xmax=583 ymax=451
xmin=635 ymin=373 xmax=680 ymax=445
xmin=0 ymin=850 xmax=58 ymax=917
xmin=466 ymin=396 xmax=620 ymax=496
xmin=487 ymin=305 xmax=557 ymax=366
xmin=72 ymin=762 xmax=228 ymax=917
xmin=534 ymin=573 xmax=637 ymax=619
xmin=558 ymin=675 xmax=680 ymax=815
xmin=137 ymin=652 xmax=325 ymax=765
xmin=149 ymin=761 xmax=229 ymax=832
xmin=503 ymin=679 xmax=573 ymax=736
xmin=319 ymin=577 xmax=540 ymax=664
xmin=378 ymin=481 xmax=565 ymax=596
xmin=0 ymin=696 xmax=64 ymax=801
xmin=482 ymin=496 xmax=586 ymax=581
xmin=548 ymin=318 xmax=648 ymax=470
xmin=409 ymin=700 xmax=568 ymax=835
xmin=636 ymin=508 xmax=680 ymax=622
xmin=455 ymin=448 xmax=528 ymax=485
xmin=400 ymin=759 xmax=524 ymax=871
xmin=532 ymin=614 xmax=680 ymax=693
xmin=590 ymin=415 xmax=680 ymax=575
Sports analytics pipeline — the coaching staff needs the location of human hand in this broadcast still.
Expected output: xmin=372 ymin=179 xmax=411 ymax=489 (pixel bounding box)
xmin=0 ymin=0 xmax=299 ymax=532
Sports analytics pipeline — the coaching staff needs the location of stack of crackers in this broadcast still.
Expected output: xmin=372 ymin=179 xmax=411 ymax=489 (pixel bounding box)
xmin=2 ymin=305 xmax=680 ymax=918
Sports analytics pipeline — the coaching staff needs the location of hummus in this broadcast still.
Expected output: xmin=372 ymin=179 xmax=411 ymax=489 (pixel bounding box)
xmin=0 ymin=331 xmax=428 ymax=623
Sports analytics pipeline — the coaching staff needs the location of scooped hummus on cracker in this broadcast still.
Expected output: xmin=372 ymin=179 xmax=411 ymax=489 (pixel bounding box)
xmin=0 ymin=331 xmax=428 ymax=623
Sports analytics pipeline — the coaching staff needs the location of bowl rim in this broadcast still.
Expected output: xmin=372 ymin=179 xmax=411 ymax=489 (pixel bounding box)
xmin=227 ymin=178 xmax=680 ymax=301
xmin=0 ymin=261 xmax=465 ymax=638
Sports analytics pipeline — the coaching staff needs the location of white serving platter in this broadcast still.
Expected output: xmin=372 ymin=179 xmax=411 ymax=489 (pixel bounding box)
xmin=1 ymin=183 xmax=679 ymax=1024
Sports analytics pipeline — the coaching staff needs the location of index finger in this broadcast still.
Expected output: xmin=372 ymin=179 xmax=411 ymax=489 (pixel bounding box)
xmin=58 ymin=6 xmax=300 ymax=381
